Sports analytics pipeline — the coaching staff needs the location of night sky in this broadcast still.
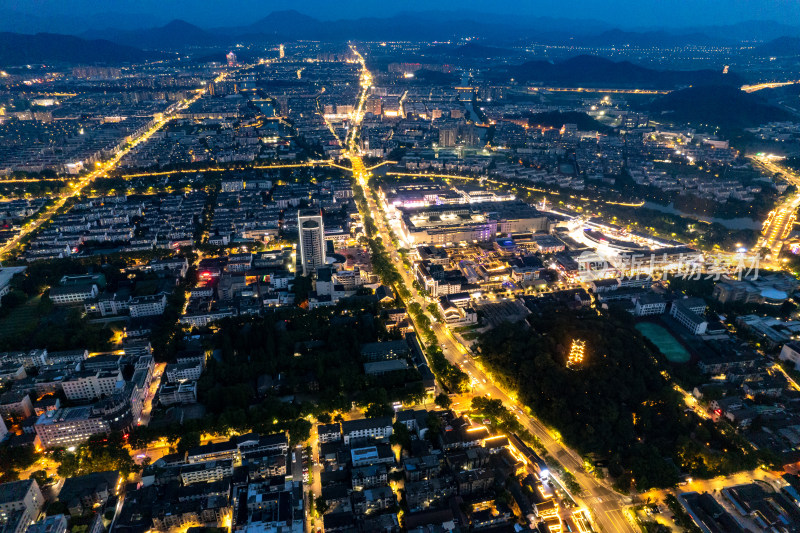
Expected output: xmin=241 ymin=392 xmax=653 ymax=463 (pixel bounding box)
xmin=2 ymin=0 xmax=799 ymax=28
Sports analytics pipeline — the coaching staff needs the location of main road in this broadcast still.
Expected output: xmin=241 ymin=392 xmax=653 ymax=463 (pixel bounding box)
xmin=358 ymin=162 xmax=637 ymax=533
xmin=752 ymin=155 xmax=800 ymax=262
xmin=342 ymin=45 xmax=638 ymax=533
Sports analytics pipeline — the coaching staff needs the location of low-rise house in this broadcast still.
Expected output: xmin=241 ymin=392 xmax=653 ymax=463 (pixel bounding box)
xmin=364 ymin=360 xmax=409 ymax=376
xmin=0 ymin=479 xmax=45 ymax=533
xmin=351 ymin=465 xmax=388 ymax=490
xmin=24 ymin=514 xmax=67 ymax=533
xmin=351 ymin=444 xmax=395 ymax=467
xmin=0 ymin=391 xmax=33 ymax=420
xmin=57 ymin=471 xmax=119 ymax=516
xmin=317 ymin=423 xmax=342 ymax=444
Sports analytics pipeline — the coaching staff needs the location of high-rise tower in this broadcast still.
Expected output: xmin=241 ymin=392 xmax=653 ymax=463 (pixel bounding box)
xmin=298 ymin=209 xmax=325 ymax=276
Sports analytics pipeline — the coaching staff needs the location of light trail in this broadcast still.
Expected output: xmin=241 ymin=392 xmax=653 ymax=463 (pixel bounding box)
xmin=741 ymin=80 xmax=800 ymax=93
xmin=114 ymin=161 xmax=333 ymax=179
xmin=0 ymin=178 xmax=69 ymax=183
xmin=751 ymin=155 xmax=800 ymax=262
xmin=529 ymin=86 xmax=671 ymax=95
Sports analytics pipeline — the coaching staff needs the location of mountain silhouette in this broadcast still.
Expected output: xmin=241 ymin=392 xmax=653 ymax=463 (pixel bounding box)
xmin=0 ymin=32 xmax=160 ymax=65
xmin=83 ymin=19 xmax=220 ymax=50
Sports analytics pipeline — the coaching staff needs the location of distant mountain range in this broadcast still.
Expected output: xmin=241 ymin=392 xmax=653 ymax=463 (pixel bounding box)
xmin=647 ymin=85 xmax=792 ymax=129
xmin=83 ymin=20 xmax=221 ymax=50
xmin=4 ymin=9 xmax=800 ymax=50
xmin=0 ymin=29 xmax=753 ymax=93
xmin=675 ymin=20 xmax=800 ymax=42
xmin=3 ymin=10 xmax=800 ymax=69
xmin=497 ymin=56 xmax=742 ymax=89
xmin=0 ymin=32 xmax=162 ymax=65
xmin=229 ymin=10 xmax=537 ymax=42
xmin=752 ymin=36 xmax=800 ymax=57
xmin=245 ymin=10 xmax=322 ymax=37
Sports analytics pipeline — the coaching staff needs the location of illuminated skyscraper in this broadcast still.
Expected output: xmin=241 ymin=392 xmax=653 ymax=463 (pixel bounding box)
xmin=366 ymin=97 xmax=382 ymax=116
xmin=438 ymin=126 xmax=457 ymax=147
xmin=298 ymin=209 xmax=325 ymax=276
xmin=226 ymin=51 xmax=237 ymax=67
xmin=279 ymin=44 xmax=285 ymax=59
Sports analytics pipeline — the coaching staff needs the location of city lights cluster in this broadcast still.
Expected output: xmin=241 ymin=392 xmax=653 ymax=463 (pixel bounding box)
xmin=567 ymin=339 xmax=586 ymax=369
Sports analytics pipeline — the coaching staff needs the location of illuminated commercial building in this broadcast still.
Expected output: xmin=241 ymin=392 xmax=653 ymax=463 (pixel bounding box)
xmin=34 ymin=407 xmax=109 ymax=449
xmin=397 ymin=202 xmax=550 ymax=246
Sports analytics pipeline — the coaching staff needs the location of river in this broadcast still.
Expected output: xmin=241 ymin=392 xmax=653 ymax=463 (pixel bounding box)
xmin=642 ymin=201 xmax=761 ymax=230
xmin=256 ymin=101 xmax=276 ymax=117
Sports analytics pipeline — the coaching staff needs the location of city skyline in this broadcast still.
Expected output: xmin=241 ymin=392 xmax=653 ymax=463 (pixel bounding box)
xmin=1 ymin=7 xmax=800 ymax=533
xmin=2 ymin=0 xmax=800 ymax=30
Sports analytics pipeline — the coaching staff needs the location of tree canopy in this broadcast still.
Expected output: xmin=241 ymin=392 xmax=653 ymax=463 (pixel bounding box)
xmin=476 ymin=307 xmax=769 ymax=490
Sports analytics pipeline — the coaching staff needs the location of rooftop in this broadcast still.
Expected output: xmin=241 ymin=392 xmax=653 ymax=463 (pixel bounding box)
xmin=0 ymin=479 xmax=36 ymax=505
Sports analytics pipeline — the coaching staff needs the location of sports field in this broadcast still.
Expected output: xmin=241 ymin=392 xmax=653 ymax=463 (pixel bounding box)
xmin=635 ymin=322 xmax=691 ymax=363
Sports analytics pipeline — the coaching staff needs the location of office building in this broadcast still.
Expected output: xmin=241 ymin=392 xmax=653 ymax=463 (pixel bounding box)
xmin=341 ymin=417 xmax=393 ymax=446
xmin=780 ymin=342 xmax=800 ymax=370
xmin=164 ymin=361 xmax=203 ymax=383
xmin=670 ymin=298 xmax=708 ymax=335
xmin=298 ymin=209 xmax=325 ymax=276
xmin=48 ymin=284 xmax=98 ymax=305
xmin=61 ymin=370 xmax=121 ymax=402
xmin=633 ymin=294 xmax=666 ymax=316
xmin=128 ymin=294 xmax=167 ymax=318
xmin=180 ymin=460 xmax=234 ymax=485
xmin=34 ymin=408 xmax=109 ymax=449
xmin=158 ymin=382 xmax=198 ymax=406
